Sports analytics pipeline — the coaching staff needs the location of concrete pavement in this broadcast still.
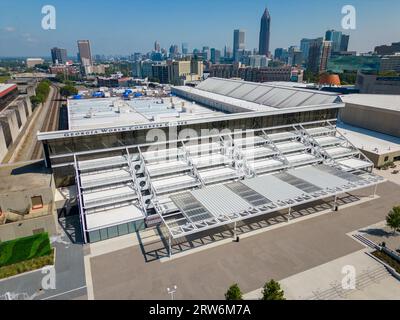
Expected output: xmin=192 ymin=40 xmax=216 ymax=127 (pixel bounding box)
xmin=89 ymin=181 xmax=400 ymax=300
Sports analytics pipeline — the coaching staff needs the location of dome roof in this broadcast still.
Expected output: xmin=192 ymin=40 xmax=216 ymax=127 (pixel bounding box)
xmin=319 ymin=74 xmax=341 ymax=86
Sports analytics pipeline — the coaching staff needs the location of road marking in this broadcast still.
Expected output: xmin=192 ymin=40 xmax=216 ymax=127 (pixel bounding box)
xmin=40 ymin=285 xmax=87 ymax=300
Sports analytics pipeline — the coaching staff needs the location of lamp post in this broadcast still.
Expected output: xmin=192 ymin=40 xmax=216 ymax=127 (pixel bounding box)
xmin=167 ymin=285 xmax=177 ymax=300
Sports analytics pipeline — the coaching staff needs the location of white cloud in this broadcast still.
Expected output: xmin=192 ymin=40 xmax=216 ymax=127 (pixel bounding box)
xmin=21 ymin=32 xmax=37 ymax=43
xmin=3 ymin=26 xmax=16 ymax=32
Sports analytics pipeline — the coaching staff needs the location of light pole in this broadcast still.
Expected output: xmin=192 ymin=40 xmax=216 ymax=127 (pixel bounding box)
xmin=167 ymin=285 xmax=177 ymax=300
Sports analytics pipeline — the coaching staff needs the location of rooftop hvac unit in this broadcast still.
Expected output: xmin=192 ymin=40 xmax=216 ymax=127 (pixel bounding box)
xmin=118 ymin=105 xmax=130 ymax=113
xmin=84 ymin=108 xmax=94 ymax=118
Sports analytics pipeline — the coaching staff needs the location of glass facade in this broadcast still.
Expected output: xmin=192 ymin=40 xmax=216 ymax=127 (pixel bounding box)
xmin=47 ymin=109 xmax=339 ymax=157
xmin=87 ymin=219 xmax=145 ymax=243
xmin=327 ymin=56 xmax=380 ymax=74
xmin=46 ymin=108 xmax=339 ymax=187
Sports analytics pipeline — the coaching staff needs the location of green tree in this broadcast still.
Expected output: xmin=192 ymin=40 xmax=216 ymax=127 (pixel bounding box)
xmin=379 ymin=71 xmax=398 ymax=77
xmin=225 ymin=283 xmax=243 ymax=300
xmin=30 ymin=95 xmax=42 ymax=108
xmin=30 ymin=79 xmax=51 ymax=108
xmin=60 ymin=84 xmax=78 ymax=97
xmin=261 ymin=279 xmax=285 ymax=300
xmin=340 ymin=71 xmax=357 ymax=85
xmin=304 ymin=69 xmax=319 ymax=83
xmin=386 ymin=206 xmax=400 ymax=235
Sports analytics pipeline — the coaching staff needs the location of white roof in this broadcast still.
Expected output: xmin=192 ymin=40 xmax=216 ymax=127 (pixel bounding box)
xmin=340 ymin=94 xmax=400 ymax=112
xmin=0 ymin=83 xmax=17 ymax=93
xmin=67 ymin=96 xmax=225 ymax=130
xmin=152 ymin=174 xmax=197 ymax=189
xmin=85 ymin=204 xmax=144 ymax=231
xmin=198 ymin=166 xmax=237 ymax=179
xmin=174 ymin=86 xmax=277 ymax=112
xmin=191 ymin=184 xmax=252 ymax=216
xmin=193 ymin=77 xmax=339 ymax=109
xmin=82 ymin=185 xmax=135 ymax=202
xmin=337 ymin=158 xmax=373 ymax=170
xmin=337 ymin=122 xmax=400 ymax=155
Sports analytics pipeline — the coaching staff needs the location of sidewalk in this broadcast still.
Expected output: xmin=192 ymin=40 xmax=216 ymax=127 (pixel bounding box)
xmin=243 ymin=249 xmax=400 ymax=300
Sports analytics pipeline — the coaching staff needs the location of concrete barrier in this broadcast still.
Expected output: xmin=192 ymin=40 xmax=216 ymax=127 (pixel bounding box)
xmin=16 ymin=100 xmax=27 ymax=125
xmin=0 ymin=213 xmax=57 ymax=242
xmin=382 ymin=246 xmax=400 ymax=263
xmin=0 ymin=123 xmax=8 ymax=161
xmin=23 ymin=96 xmax=32 ymax=117
xmin=366 ymin=251 xmax=400 ymax=282
xmin=0 ymin=110 xmax=19 ymax=142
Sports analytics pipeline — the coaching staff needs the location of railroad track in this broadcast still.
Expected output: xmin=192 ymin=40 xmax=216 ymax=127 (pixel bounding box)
xmin=31 ymin=86 xmax=61 ymax=160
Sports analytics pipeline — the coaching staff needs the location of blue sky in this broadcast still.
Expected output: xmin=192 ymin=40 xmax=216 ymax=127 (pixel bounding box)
xmin=0 ymin=0 xmax=399 ymax=57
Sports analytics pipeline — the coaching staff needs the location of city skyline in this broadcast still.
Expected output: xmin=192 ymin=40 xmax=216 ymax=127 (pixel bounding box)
xmin=1 ymin=0 xmax=400 ymax=57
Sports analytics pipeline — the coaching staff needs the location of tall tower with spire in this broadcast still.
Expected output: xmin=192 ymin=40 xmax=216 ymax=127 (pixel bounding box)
xmin=258 ymin=7 xmax=271 ymax=56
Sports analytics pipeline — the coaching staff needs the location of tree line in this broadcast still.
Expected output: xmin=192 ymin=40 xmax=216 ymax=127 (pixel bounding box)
xmin=30 ymin=79 xmax=51 ymax=108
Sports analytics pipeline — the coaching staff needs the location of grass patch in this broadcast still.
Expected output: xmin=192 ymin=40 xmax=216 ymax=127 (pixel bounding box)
xmin=0 ymin=249 xmax=54 ymax=279
xmin=0 ymin=233 xmax=52 ymax=267
xmin=0 ymin=75 xmax=10 ymax=83
xmin=372 ymin=250 xmax=400 ymax=274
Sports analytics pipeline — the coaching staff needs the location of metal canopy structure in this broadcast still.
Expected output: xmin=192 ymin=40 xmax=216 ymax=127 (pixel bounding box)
xmin=72 ymin=119 xmax=384 ymax=244
xmin=175 ymin=77 xmax=340 ymax=112
xmin=163 ymin=165 xmax=383 ymax=238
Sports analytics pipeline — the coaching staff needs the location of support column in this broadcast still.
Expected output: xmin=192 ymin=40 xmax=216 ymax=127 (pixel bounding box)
xmin=233 ymin=221 xmax=237 ymax=239
xmin=333 ymin=195 xmax=338 ymax=212
xmin=168 ymin=235 xmax=172 ymax=258
xmin=371 ymin=184 xmax=378 ymax=198
xmin=287 ymin=207 xmax=292 ymax=222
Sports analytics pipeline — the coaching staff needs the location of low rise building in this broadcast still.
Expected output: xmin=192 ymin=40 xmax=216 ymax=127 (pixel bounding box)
xmin=26 ymin=58 xmax=44 ymax=68
xmin=50 ymin=64 xmax=80 ymax=76
xmin=337 ymin=122 xmax=400 ymax=167
xmin=97 ymin=76 xmax=133 ymax=87
xmin=151 ymin=64 xmax=169 ymax=84
xmin=340 ymin=94 xmax=400 ymax=138
xmin=0 ymin=161 xmax=57 ymax=242
xmin=243 ymin=66 xmax=303 ymax=83
xmin=356 ymin=72 xmax=400 ymax=94
xmin=380 ymin=54 xmax=400 ymax=73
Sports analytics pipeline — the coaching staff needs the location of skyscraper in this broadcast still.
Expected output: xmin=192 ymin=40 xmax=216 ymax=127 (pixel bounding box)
xmin=154 ymin=41 xmax=160 ymax=52
xmin=300 ymin=38 xmax=321 ymax=63
xmin=169 ymin=44 xmax=179 ymax=58
xmin=274 ymin=48 xmax=285 ymax=61
xmin=319 ymin=41 xmax=332 ymax=72
xmin=307 ymin=38 xmax=324 ymax=73
xmin=202 ymin=46 xmax=210 ymax=61
xmin=258 ymin=7 xmax=271 ymax=56
xmin=288 ymin=46 xmax=303 ymax=66
xmin=224 ymin=46 xmax=232 ymax=59
xmin=340 ymin=35 xmax=350 ymax=52
xmin=210 ymin=48 xmax=221 ymax=64
xmin=325 ymin=30 xmax=342 ymax=53
xmin=77 ymin=40 xmax=93 ymax=66
xmin=50 ymin=47 xmax=67 ymax=64
xmin=233 ymin=29 xmax=245 ymax=61
xmin=182 ymin=43 xmax=189 ymax=55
